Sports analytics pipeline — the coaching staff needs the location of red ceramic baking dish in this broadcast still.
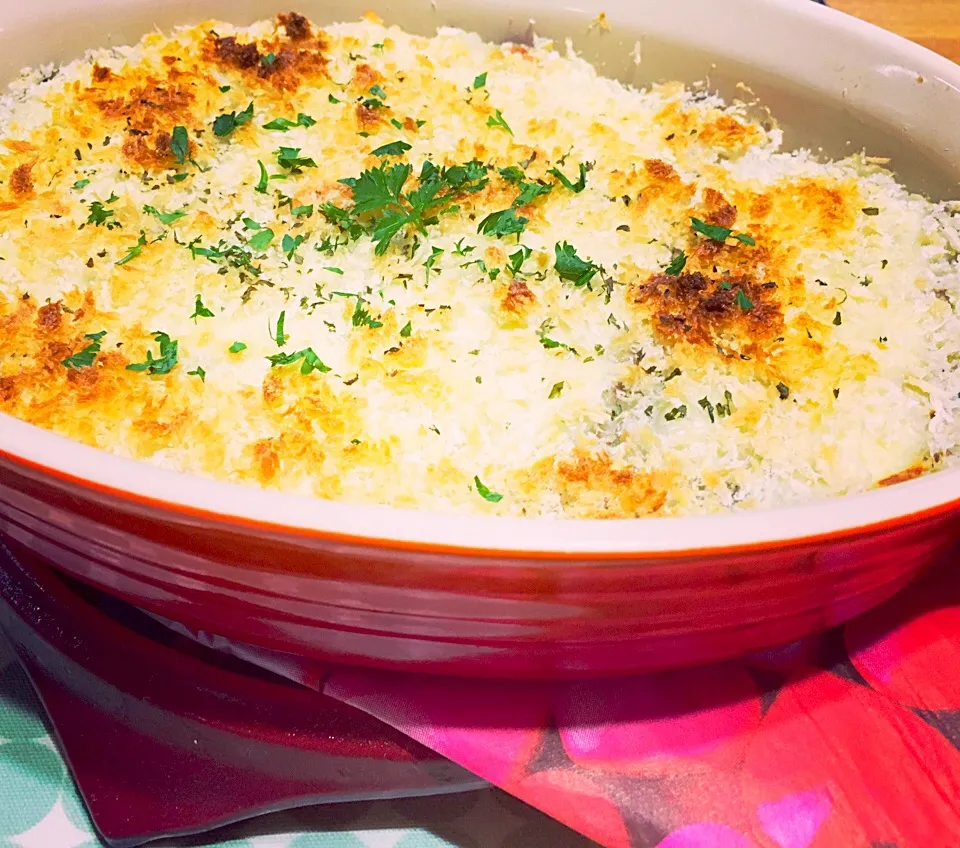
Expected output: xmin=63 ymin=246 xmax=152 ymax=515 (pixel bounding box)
xmin=1 ymin=0 xmax=959 ymax=677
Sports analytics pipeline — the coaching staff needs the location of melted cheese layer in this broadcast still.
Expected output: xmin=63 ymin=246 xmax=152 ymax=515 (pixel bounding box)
xmin=1 ymin=12 xmax=959 ymax=518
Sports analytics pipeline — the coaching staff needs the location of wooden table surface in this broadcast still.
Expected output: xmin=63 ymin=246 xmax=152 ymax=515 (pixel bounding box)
xmin=831 ymin=0 xmax=960 ymax=64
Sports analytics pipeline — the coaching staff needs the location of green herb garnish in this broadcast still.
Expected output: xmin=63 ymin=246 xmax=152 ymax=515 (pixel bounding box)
xmin=115 ymin=233 xmax=147 ymax=266
xmin=187 ymin=365 xmax=206 ymax=382
xmin=190 ymin=294 xmax=214 ymax=322
xmin=126 ymin=331 xmax=178 ymax=375
xmin=61 ymin=330 xmax=106 ymax=369
xmin=486 ymin=109 xmax=513 ymax=135
xmin=690 ymin=216 xmax=754 ymax=246
xmin=263 ymin=113 xmax=317 ymax=131
xmin=400 ymin=321 xmax=412 ymax=337
xmin=554 ymin=242 xmax=600 ymax=288
xmin=229 ymin=341 xmax=247 ymax=353
xmin=144 ymin=205 xmax=186 ymax=226
xmin=275 ymin=146 xmax=317 ymax=172
xmin=248 ymin=228 xmax=275 ymax=251
xmin=477 ymin=207 xmax=527 ymax=238
xmin=734 ymin=289 xmax=754 ymax=311
xmin=371 ymin=140 xmax=412 ymax=157
xmin=548 ymin=162 xmax=587 ymax=193
xmin=664 ymin=251 xmax=687 ymax=276
xmin=272 ymin=310 xmax=288 ymax=346
xmin=267 ymin=347 xmax=331 ymax=374
xmin=72 ymin=179 xmax=90 ymax=190
xmin=282 ymin=233 xmax=305 ymax=259
xmin=170 ymin=125 xmax=189 ymax=165
xmin=212 ymin=102 xmax=254 ymax=137
xmin=255 ymin=160 xmax=269 ymax=193
xmin=290 ymin=204 xmax=313 ymax=217
xmin=474 ymin=475 xmax=503 ymax=503
xmin=473 ymin=72 xmax=487 ymax=89
xmin=548 ymin=381 xmax=564 ymax=399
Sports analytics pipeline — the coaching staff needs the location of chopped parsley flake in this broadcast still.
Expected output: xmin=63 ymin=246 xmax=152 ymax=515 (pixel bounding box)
xmin=698 ymin=397 xmax=715 ymax=423
xmin=734 ymin=289 xmax=754 ymax=311
xmin=275 ymin=146 xmax=317 ymax=172
xmin=690 ymin=216 xmax=755 ymax=246
xmin=228 ymin=341 xmax=247 ymax=353
xmin=86 ymin=194 xmax=118 ymax=227
xmin=72 ymin=179 xmax=90 ymax=190
xmin=187 ymin=365 xmax=206 ymax=381
xmin=400 ymin=321 xmax=412 ymax=337
xmin=371 ymin=140 xmax=412 ymax=157
xmin=328 ymin=93 xmax=341 ymax=104
xmin=170 ymin=125 xmax=189 ymax=165
xmin=548 ymin=381 xmax=565 ymax=399
xmin=453 ymin=237 xmax=474 ymax=256
xmin=665 ymin=405 xmax=687 ymax=421
xmin=262 ymin=52 xmax=277 ymax=66
xmin=115 ymin=233 xmax=147 ymax=266
xmin=477 ymin=207 xmax=527 ymax=238
xmin=424 ymin=245 xmax=444 ymax=281
xmin=266 ymin=347 xmax=331 ymax=374
xmin=248 ymin=228 xmax=275 ymax=251
xmin=282 ymin=233 xmax=305 ymax=259
xmin=548 ymin=162 xmax=587 ymax=193
xmin=255 ymin=160 xmax=269 ymax=193
xmin=324 ymin=266 xmax=344 ymax=274
xmin=473 ymin=72 xmax=487 ymax=89
xmin=862 ymin=207 xmax=880 ymax=216
xmin=486 ymin=109 xmax=513 ymax=135
xmin=143 ymin=204 xmax=186 ymax=226
xmin=507 ymin=246 xmax=532 ymax=276
xmin=352 ymin=298 xmax=384 ymax=329
xmin=474 ymin=475 xmax=503 ymax=503
xmin=369 ymin=84 xmax=387 ymax=99
xmin=498 ymin=166 xmax=525 ymax=184
xmin=263 ymin=113 xmax=317 ymax=131
xmin=290 ymin=204 xmax=313 ymax=217
xmin=219 ymin=84 xmax=231 ymax=93
xmin=126 ymin=331 xmax=178 ymax=375
xmin=190 ymin=294 xmax=214 ymax=322
xmin=664 ymin=251 xmax=687 ymax=276
xmin=833 ymin=311 xmax=842 ymax=326
xmin=212 ymin=102 xmax=254 ymax=137
xmin=61 ymin=330 xmax=106 ymax=369
xmin=554 ymin=242 xmax=600 ymax=288
xmin=272 ymin=311 xmax=288 ymax=347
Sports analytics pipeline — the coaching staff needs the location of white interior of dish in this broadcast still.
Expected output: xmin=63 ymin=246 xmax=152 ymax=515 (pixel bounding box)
xmin=1 ymin=0 xmax=959 ymax=554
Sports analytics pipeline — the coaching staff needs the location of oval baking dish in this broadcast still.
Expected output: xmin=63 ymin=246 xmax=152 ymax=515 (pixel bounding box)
xmin=1 ymin=0 xmax=959 ymax=677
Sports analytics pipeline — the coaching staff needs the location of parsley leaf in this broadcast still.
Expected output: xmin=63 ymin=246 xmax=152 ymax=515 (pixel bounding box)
xmin=424 ymin=245 xmax=443 ymax=281
xmin=72 ymin=179 xmax=90 ymax=190
xmin=126 ymin=331 xmax=178 ymax=375
xmin=143 ymin=204 xmax=186 ymax=226
xmin=255 ymin=160 xmax=269 ymax=193
xmin=548 ymin=162 xmax=587 ymax=193
xmin=477 ymin=207 xmax=527 ymax=238
xmin=352 ymin=297 xmax=383 ymax=329
xmin=264 ymin=112 xmax=316 ymax=131
xmin=665 ymin=404 xmax=687 ymax=421
xmin=290 ymin=204 xmax=313 ymax=217
xmin=548 ymin=381 xmax=564 ymax=399
xmin=275 ymin=146 xmax=317 ymax=172
xmin=86 ymin=200 xmax=116 ymax=227
xmin=328 ymin=93 xmax=341 ymax=104
xmin=212 ymin=102 xmax=254 ymax=137
xmin=400 ymin=321 xmax=412 ymax=337
xmin=554 ymin=242 xmax=600 ymax=288
xmin=229 ymin=341 xmax=247 ymax=353
xmin=371 ymin=140 xmax=412 ymax=157
xmin=498 ymin=166 xmax=525 ymax=184
xmin=115 ymin=233 xmax=147 ymax=266
xmin=507 ymin=246 xmax=531 ymax=276
xmin=267 ymin=347 xmax=331 ymax=374
xmin=734 ymin=289 xmax=754 ymax=311
xmin=369 ymin=84 xmax=387 ymax=99
xmin=272 ymin=311 xmax=288 ymax=347
xmin=473 ymin=72 xmax=487 ymax=89
xmin=486 ymin=109 xmax=513 ymax=135
xmin=474 ymin=475 xmax=503 ymax=503
xmin=665 ymin=252 xmax=687 ymax=276
xmin=190 ymin=294 xmax=214 ymax=322
xmin=282 ymin=232 xmax=305 ymax=259
xmin=514 ymin=180 xmax=552 ymax=207
xmin=170 ymin=125 xmax=189 ymax=165
xmin=187 ymin=365 xmax=206 ymax=382
xmin=248 ymin=228 xmax=275 ymax=251
xmin=61 ymin=330 xmax=106 ymax=369
xmin=691 ymin=217 xmax=756 ymax=246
